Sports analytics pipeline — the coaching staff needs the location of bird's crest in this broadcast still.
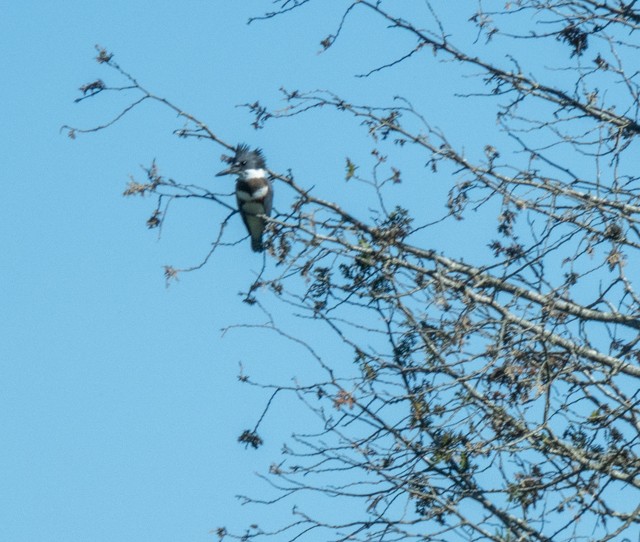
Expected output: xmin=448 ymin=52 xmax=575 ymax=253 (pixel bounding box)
xmin=231 ymin=144 xmax=266 ymax=169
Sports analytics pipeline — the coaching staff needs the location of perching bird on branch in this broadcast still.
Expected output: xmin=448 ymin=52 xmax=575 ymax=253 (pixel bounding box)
xmin=216 ymin=144 xmax=273 ymax=252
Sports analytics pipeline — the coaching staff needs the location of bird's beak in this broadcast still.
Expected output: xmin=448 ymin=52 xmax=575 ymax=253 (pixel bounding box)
xmin=216 ymin=167 xmax=234 ymax=177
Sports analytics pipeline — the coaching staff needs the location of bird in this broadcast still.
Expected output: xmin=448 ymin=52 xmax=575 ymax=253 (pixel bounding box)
xmin=216 ymin=144 xmax=273 ymax=252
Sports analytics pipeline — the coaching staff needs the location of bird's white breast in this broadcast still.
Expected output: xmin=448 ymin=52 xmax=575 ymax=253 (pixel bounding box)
xmin=251 ymin=185 xmax=270 ymax=199
xmin=237 ymin=184 xmax=269 ymax=201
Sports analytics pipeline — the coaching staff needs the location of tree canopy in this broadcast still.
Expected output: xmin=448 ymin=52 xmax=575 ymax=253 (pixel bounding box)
xmin=67 ymin=2 xmax=640 ymax=541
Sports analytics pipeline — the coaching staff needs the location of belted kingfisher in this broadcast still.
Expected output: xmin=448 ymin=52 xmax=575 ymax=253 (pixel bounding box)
xmin=216 ymin=144 xmax=273 ymax=252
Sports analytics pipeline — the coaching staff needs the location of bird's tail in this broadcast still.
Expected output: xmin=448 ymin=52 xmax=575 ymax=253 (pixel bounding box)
xmin=241 ymin=203 xmax=266 ymax=252
xmin=251 ymin=235 xmax=264 ymax=252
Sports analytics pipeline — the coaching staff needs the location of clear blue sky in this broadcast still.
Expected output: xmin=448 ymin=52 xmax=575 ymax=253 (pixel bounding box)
xmin=1 ymin=2 xmax=618 ymax=542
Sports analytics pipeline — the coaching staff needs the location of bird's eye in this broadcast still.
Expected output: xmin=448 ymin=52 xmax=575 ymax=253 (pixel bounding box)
xmin=240 ymin=160 xmax=247 ymax=166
